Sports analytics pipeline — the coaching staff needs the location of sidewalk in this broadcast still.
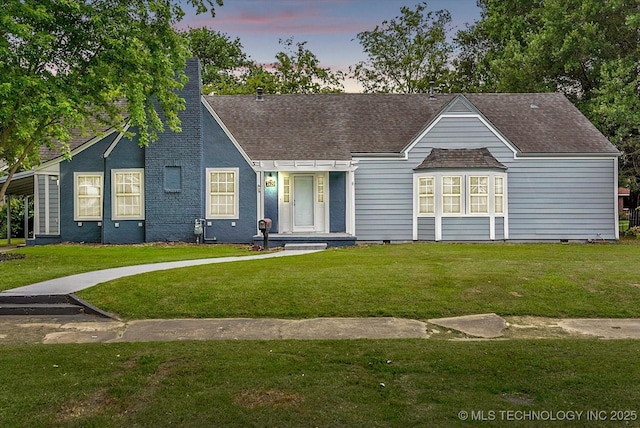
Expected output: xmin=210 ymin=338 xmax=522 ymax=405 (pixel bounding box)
xmin=3 ymin=313 xmax=640 ymax=345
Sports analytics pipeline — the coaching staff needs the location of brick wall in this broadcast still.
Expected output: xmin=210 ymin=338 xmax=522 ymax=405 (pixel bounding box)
xmin=144 ymin=58 xmax=204 ymax=242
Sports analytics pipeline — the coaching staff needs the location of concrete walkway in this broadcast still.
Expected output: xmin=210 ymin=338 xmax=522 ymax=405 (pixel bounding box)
xmin=3 ymin=313 xmax=640 ymax=345
xmin=1 ymin=249 xmax=321 ymax=296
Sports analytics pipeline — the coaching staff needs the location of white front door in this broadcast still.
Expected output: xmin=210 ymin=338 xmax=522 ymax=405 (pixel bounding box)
xmin=293 ymin=175 xmax=315 ymax=231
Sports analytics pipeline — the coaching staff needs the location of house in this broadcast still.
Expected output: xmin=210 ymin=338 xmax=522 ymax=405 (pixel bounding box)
xmin=1 ymin=59 xmax=621 ymax=246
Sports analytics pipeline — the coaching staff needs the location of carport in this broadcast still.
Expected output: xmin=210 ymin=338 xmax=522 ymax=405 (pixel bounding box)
xmin=0 ymin=170 xmax=35 ymax=245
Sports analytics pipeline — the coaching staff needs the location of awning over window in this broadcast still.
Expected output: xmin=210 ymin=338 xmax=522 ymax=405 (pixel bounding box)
xmin=414 ymin=148 xmax=507 ymax=171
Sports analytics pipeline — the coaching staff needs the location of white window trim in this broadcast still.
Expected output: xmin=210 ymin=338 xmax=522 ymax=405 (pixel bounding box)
xmin=111 ymin=168 xmax=145 ymax=221
xmin=442 ymin=175 xmax=463 ymax=215
xmin=468 ymin=175 xmax=490 ymax=216
xmin=415 ymin=172 xmax=507 ymax=218
xmin=74 ymin=172 xmax=103 ymax=221
xmin=414 ymin=171 xmax=508 ymax=241
xmin=206 ymin=167 xmax=239 ymax=219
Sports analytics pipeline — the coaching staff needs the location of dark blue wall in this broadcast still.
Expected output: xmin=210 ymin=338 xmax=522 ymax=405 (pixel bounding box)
xmin=202 ymin=105 xmax=257 ymax=243
xmin=102 ymin=135 xmax=146 ymax=244
xmin=263 ymin=172 xmax=279 ymax=232
xmin=59 ymin=132 xmax=119 ymax=243
xmin=144 ymin=58 xmax=204 ymax=242
xmin=330 ymin=172 xmax=346 ymax=233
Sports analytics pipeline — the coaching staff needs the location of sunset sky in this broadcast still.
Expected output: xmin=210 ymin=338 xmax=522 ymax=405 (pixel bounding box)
xmin=178 ymin=1 xmax=482 ymax=91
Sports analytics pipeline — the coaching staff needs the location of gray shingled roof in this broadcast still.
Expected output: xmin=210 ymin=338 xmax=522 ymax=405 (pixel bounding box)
xmin=465 ymin=93 xmax=618 ymax=154
xmin=205 ymin=93 xmax=456 ymax=160
xmin=205 ymin=93 xmax=618 ymax=160
xmin=415 ymin=148 xmax=508 ymax=170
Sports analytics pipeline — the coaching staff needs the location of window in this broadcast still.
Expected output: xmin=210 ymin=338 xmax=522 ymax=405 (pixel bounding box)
xmin=75 ymin=173 xmax=103 ymax=220
xmin=207 ymin=168 xmax=238 ymax=218
xmin=469 ymin=176 xmax=489 ymax=214
xmin=495 ymin=176 xmax=504 ymax=214
xmin=283 ymin=176 xmax=291 ymax=203
xmin=415 ymin=173 xmax=506 ymax=217
xmin=442 ymin=176 xmax=462 ymax=214
xmin=112 ymin=169 xmax=144 ymax=220
xmin=418 ymin=177 xmax=435 ymax=214
xmin=317 ymin=175 xmax=325 ymax=203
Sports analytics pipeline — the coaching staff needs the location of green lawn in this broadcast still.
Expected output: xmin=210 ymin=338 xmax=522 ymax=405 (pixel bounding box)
xmin=73 ymin=242 xmax=640 ymax=320
xmin=3 ymin=242 xmax=640 ymax=427
xmin=2 ymin=339 xmax=640 ymax=427
xmin=1 ymin=243 xmax=251 ymax=291
xmin=0 ymin=237 xmax=25 ymax=247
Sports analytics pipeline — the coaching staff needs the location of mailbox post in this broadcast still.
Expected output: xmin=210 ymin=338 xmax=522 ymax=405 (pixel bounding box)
xmin=258 ymin=218 xmax=272 ymax=250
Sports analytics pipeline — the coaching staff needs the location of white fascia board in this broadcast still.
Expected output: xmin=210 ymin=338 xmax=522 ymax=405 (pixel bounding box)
xmin=103 ymin=123 xmax=131 ymax=158
xmin=201 ymin=96 xmax=255 ymax=170
xmin=37 ymin=127 xmax=120 ymax=170
xmin=513 ymin=153 xmax=621 ymax=160
xmin=254 ymin=160 xmax=358 ymax=172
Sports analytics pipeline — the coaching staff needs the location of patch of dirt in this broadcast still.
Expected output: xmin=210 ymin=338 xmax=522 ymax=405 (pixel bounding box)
xmin=501 ymin=392 xmax=535 ymax=406
xmin=234 ymin=389 xmax=304 ymax=409
xmin=0 ymin=253 xmax=25 ymax=262
xmin=56 ymin=390 xmax=117 ymax=422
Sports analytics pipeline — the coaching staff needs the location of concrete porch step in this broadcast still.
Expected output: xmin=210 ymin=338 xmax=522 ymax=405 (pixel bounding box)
xmin=284 ymin=243 xmax=328 ymax=251
xmin=0 ymin=303 xmax=86 ymax=316
xmin=0 ymin=294 xmax=114 ymax=318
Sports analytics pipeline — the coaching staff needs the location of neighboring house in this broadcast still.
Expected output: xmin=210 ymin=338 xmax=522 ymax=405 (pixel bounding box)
xmin=1 ymin=59 xmax=621 ymax=246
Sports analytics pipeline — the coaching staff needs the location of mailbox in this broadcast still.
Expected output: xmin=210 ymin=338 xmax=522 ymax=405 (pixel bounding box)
xmin=258 ymin=218 xmax=272 ymax=250
xmin=258 ymin=218 xmax=272 ymax=232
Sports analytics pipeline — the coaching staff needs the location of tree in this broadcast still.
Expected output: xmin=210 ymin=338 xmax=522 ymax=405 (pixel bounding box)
xmin=273 ymin=38 xmax=344 ymax=94
xmin=0 ymin=0 xmax=222 ymax=209
xmin=183 ymin=27 xmax=252 ymax=95
xmin=351 ymin=2 xmax=452 ymax=93
xmin=453 ymin=0 xmax=640 ymax=204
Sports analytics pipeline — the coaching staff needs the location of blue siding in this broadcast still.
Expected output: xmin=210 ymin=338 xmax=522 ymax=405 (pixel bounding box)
xmin=102 ymin=136 xmax=146 ymax=244
xmin=202 ymin=105 xmax=257 ymax=243
xmin=495 ymin=217 xmax=505 ymax=240
xmin=263 ymin=172 xmax=279 ymax=232
xmin=329 ymin=172 xmax=346 ymax=233
xmin=441 ymin=217 xmax=490 ymax=241
xmin=59 ymin=132 xmax=118 ymax=243
xmin=417 ymin=217 xmax=435 ymax=240
xmin=355 ymin=113 xmax=617 ymax=242
xmin=507 ymin=158 xmax=617 ymax=240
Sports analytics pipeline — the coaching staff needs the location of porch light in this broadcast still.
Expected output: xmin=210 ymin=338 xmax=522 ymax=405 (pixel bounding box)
xmin=265 ymin=173 xmax=276 ymax=188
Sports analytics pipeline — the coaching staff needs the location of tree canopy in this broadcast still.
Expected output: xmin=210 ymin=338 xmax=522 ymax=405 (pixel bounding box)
xmin=0 ymin=0 xmax=221 ymax=207
xmin=187 ymin=32 xmax=344 ymax=95
xmin=352 ymin=2 xmax=452 ymax=93
xmin=453 ymin=0 xmax=640 ymax=197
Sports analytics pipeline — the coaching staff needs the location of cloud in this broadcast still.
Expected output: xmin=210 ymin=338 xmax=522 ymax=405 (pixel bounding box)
xmin=177 ymin=0 xmax=373 ymax=36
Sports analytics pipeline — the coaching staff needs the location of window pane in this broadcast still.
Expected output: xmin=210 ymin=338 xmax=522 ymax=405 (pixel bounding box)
xmin=495 ymin=195 xmax=504 ymax=214
xmin=443 ymin=196 xmax=461 ymax=213
xmin=470 ymin=195 xmax=488 ymax=213
xmin=114 ymin=171 xmax=143 ymax=219
xmin=470 ymin=176 xmax=488 ymax=195
xmin=419 ymin=196 xmax=434 ymax=214
xmin=442 ymin=176 xmax=461 ymax=214
xmin=76 ymin=175 xmax=102 ymax=219
xmin=495 ymin=177 xmax=504 ymax=195
xmin=209 ymin=170 xmax=237 ymax=217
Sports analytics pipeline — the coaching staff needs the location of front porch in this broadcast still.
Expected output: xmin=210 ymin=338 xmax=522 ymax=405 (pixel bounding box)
xmin=252 ymin=233 xmax=357 ymax=249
